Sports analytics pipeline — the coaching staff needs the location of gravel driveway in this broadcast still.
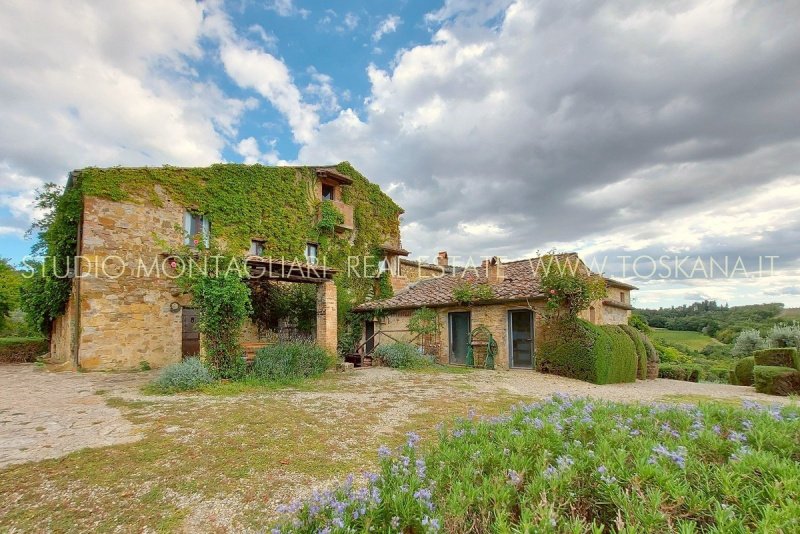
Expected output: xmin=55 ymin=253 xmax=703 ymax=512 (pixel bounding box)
xmin=0 ymin=364 xmax=790 ymax=470
xmin=0 ymin=365 xmax=150 ymax=468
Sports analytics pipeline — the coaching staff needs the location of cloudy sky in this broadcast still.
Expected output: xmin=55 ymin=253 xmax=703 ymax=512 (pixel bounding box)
xmin=1 ymin=0 xmax=799 ymax=308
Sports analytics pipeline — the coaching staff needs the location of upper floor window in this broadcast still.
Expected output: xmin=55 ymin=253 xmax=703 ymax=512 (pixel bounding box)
xmin=250 ymin=240 xmax=265 ymax=256
xmin=378 ymin=257 xmax=390 ymax=275
xmin=183 ymin=211 xmax=210 ymax=247
xmin=619 ymin=291 xmax=625 ymax=303
xmin=306 ymin=243 xmax=319 ymax=265
xmin=322 ymin=183 xmax=335 ymax=201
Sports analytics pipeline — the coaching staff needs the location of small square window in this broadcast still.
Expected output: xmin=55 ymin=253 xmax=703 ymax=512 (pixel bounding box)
xmin=306 ymin=243 xmax=319 ymax=265
xmin=322 ymin=183 xmax=335 ymax=201
xmin=250 ymin=240 xmax=265 ymax=256
xmin=184 ymin=211 xmax=210 ymax=246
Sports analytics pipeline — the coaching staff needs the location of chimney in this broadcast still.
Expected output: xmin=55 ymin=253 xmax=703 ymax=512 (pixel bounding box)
xmin=483 ymin=256 xmax=504 ymax=283
xmin=437 ymin=251 xmax=449 ymax=267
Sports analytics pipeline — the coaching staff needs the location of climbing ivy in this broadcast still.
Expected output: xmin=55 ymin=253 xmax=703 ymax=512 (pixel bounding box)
xmin=29 ymin=162 xmax=403 ymax=353
xmin=316 ymin=200 xmax=344 ymax=234
xmin=452 ymin=281 xmax=495 ymax=305
xmin=20 ymin=181 xmax=83 ymax=334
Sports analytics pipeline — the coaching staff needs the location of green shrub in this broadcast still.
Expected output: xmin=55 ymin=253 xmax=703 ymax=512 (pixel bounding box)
xmin=598 ymin=325 xmax=638 ymax=384
xmin=0 ymin=337 xmax=48 ymax=363
xmin=753 ymin=348 xmax=799 ymax=369
xmin=734 ymin=356 xmax=755 ymax=386
xmin=627 ymin=313 xmax=651 ymax=333
xmin=753 ymin=365 xmax=800 ymax=396
xmin=766 ymin=322 xmax=800 ymax=349
xmin=619 ymin=324 xmax=647 ymax=380
xmin=252 ymin=341 xmax=333 ymax=381
xmin=537 ymin=320 xmax=636 ymax=385
xmin=658 ymin=363 xmax=700 ymax=382
xmin=731 ymin=328 xmax=765 ymax=357
xmin=641 ymin=333 xmax=659 ymax=379
xmin=149 ymin=358 xmax=214 ymax=393
xmin=273 ymin=397 xmax=800 ymax=533
xmin=728 ymin=369 xmax=738 ymax=385
xmin=374 ymin=342 xmax=433 ymax=369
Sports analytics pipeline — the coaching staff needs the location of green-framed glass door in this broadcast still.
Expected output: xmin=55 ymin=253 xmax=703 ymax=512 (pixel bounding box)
xmin=508 ymin=309 xmax=534 ymax=368
xmin=448 ymin=312 xmax=471 ymax=365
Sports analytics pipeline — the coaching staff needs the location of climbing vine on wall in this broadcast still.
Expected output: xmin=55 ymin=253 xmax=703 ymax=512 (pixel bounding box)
xmin=20 ymin=181 xmax=84 ymax=334
xmin=34 ymin=162 xmax=404 ymax=354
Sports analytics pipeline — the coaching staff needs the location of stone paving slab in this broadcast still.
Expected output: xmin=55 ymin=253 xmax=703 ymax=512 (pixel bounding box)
xmin=0 ymin=365 xmax=150 ymax=468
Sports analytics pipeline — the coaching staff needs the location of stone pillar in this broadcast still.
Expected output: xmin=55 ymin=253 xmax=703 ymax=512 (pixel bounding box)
xmin=316 ymin=281 xmax=338 ymax=353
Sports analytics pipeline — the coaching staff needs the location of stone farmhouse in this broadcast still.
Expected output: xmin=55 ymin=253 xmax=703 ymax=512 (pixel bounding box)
xmin=46 ymin=162 xmax=636 ymax=372
xmin=353 ymin=253 xmax=636 ymax=370
xmin=49 ymin=163 xmax=407 ymax=370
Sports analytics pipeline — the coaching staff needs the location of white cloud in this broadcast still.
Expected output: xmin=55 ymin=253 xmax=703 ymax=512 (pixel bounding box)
xmin=372 ymin=15 xmax=402 ymax=42
xmin=0 ymin=0 xmax=250 ymax=235
xmin=202 ymin=2 xmax=325 ymax=145
xmin=343 ymin=12 xmax=360 ymax=31
xmin=233 ymin=137 xmax=281 ymax=165
xmin=264 ymin=0 xmax=310 ymax=19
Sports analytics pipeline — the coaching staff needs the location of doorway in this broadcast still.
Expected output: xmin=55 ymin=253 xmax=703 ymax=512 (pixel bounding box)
xmin=508 ymin=309 xmax=534 ymax=368
xmin=181 ymin=308 xmax=200 ymax=358
xmin=365 ymin=320 xmax=376 ymax=354
xmin=448 ymin=312 xmax=471 ymax=365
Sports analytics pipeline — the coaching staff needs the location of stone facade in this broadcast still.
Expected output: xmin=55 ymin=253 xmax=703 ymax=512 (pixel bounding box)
xmin=60 ymin=191 xmax=343 ymax=370
xmin=49 ymin=290 xmax=76 ymax=364
xmin=369 ymin=300 xmax=550 ymax=371
xmin=315 ymin=282 xmax=338 ymax=353
xmin=76 ymin=194 xmax=189 ymax=370
xmin=369 ymin=281 xmax=634 ymax=371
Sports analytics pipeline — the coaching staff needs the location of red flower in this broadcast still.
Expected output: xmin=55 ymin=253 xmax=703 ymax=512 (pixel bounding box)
xmin=169 ymin=260 xmax=177 ymax=269
xmin=549 ymin=289 xmax=557 ymax=294
xmin=193 ymin=238 xmax=199 ymax=245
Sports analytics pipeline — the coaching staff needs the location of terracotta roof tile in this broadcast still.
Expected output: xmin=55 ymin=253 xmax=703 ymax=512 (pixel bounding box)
xmin=355 ymin=255 xmax=577 ymax=311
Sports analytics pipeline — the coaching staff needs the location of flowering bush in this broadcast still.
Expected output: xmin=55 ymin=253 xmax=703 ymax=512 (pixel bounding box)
xmin=149 ymin=358 xmax=214 ymax=393
xmin=271 ymin=396 xmax=800 ymax=532
xmin=374 ymin=342 xmax=433 ymax=369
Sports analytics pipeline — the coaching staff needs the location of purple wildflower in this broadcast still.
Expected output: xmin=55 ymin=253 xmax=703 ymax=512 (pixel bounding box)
xmin=406 ymin=432 xmax=421 ymax=448
xmin=378 ymin=445 xmax=392 ymax=458
xmin=506 ymin=469 xmax=522 ymax=486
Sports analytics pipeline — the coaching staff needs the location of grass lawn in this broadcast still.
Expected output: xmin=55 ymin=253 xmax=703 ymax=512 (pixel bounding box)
xmin=0 ymin=368 xmax=523 ymax=532
xmin=651 ymin=328 xmax=724 ymax=351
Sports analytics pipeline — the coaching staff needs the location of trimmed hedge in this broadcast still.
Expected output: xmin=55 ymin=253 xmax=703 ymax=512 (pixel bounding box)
xmin=658 ymin=363 xmax=700 ymax=382
xmin=753 ymin=348 xmax=799 ymax=370
xmin=537 ymin=319 xmax=637 ymax=385
xmin=641 ymin=334 xmax=659 ymax=379
xmin=0 ymin=337 xmax=48 ymax=363
xmin=619 ymin=325 xmax=647 ymax=380
xmin=733 ymin=357 xmax=755 ymax=386
xmin=599 ymin=325 xmax=638 ymax=384
xmin=753 ymin=365 xmax=800 ymax=396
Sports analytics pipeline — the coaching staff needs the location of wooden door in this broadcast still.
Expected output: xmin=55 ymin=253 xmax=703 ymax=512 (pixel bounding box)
xmin=365 ymin=320 xmax=376 ymax=354
xmin=182 ymin=308 xmax=200 ymax=358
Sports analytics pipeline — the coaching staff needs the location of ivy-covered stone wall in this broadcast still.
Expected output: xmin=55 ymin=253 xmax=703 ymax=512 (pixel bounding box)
xmin=47 ymin=162 xmax=403 ymax=369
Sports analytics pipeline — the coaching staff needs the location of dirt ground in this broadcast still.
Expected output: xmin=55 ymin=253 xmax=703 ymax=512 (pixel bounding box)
xmin=0 ymin=364 xmax=792 ymax=532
